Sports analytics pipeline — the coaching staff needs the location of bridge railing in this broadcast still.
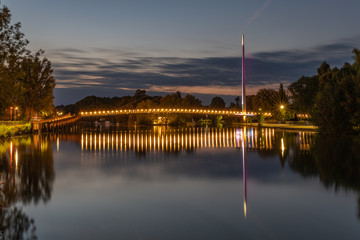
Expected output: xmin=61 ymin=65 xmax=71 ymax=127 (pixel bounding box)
xmin=32 ymin=113 xmax=75 ymax=124
xmin=80 ymin=108 xmax=272 ymax=117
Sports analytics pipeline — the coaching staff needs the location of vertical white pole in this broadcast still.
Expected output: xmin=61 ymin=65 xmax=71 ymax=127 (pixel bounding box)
xmin=242 ymin=34 xmax=246 ymax=118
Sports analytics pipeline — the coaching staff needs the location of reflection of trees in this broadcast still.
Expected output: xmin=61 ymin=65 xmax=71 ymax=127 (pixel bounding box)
xmin=16 ymin=137 xmax=55 ymax=205
xmin=0 ymin=135 xmax=55 ymax=239
xmin=254 ymin=131 xmax=360 ymax=220
xmin=289 ymin=136 xmax=360 ymax=191
xmin=0 ymin=207 xmax=37 ymax=240
xmin=312 ymin=137 xmax=360 ymax=191
xmin=287 ymin=135 xmax=360 ymax=219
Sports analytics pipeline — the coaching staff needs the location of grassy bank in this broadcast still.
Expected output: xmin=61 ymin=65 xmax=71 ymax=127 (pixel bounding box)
xmin=0 ymin=122 xmax=32 ymax=139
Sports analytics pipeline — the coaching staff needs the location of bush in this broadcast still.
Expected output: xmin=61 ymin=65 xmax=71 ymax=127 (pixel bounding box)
xmin=0 ymin=123 xmax=32 ymax=138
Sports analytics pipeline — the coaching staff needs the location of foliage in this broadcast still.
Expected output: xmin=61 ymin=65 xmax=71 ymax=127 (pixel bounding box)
xmin=61 ymin=91 xmax=203 ymax=125
xmin=288 ymin=75 xmax=319 ymax=114
xmin=0 ymin=5 xmax=29 ymax=116
xmin=311 ymin=50 xmax=360 ymax=135
xmin=135 ymin=99 xmax=158 ymax=125
xmin=0 ymin=4 xmax=56 ymax=119
xmin=159 ymin=91 xmax=182 ymax=108
xmin=256 ymin=109 xmax=265 ymax=126
xmin=182 ymin=94 xmax=202 ymax=108
xmin=210 ymin=96 xmax=225 ymax=109
xmin=20 ymin=50 xmax=56 ymax=119
xmin=232 ymin=84 xmax=291 ymax=123
xmin=0 ymin=123 xmax=31 ymax=139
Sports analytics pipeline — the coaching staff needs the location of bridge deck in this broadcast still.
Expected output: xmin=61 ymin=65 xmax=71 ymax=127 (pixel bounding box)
xmin=80 ymin=108 xmax=271 ymax=117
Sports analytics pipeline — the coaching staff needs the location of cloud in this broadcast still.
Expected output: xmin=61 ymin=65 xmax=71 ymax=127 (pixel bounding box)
xmin=50 ymin=37 xmax=360 ymax=105
xmin=78 ymin=74 xmax=104 ymax=80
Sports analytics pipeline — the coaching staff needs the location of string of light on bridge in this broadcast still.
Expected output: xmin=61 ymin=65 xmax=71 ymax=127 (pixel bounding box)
xmin=80 ymin=108 xmax=272 ymax=117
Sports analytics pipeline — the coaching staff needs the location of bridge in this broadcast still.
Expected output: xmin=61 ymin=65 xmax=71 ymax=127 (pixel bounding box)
xmin=32 ymin=113 xmax=81 ymax=133
xmin=31 ymin=108 xmax=272 ymax=133
xmin=31 ymin=35 xmax=273 ymax=132
xmin=79 ymin=108 xmax=271 ymax=117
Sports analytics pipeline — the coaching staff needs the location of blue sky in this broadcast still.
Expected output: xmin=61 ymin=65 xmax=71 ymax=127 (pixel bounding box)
xmin=3 ymin=0 xmax=360 ymax=105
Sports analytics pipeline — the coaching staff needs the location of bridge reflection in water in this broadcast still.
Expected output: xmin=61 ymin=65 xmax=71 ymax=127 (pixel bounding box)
xmin=79 ymin=127 xmax=313 ymax=153
xmin=77 ymin=127 xmax=314 ymax=220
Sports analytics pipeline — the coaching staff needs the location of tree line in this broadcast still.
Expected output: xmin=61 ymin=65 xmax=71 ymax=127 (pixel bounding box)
xmin=0 ymin=4 xmax=56 ymax=120
xmin=56 ymin=90 xmax=231 ymax=125
xmin=289 ymin=49 xmax=360 ymax=135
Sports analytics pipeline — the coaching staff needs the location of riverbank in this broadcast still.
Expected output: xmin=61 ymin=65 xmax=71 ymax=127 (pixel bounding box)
xmin=234 ymin=122 xmax=317 ymax=131
xmin=0 ymin=122 xmax=32 ymax=139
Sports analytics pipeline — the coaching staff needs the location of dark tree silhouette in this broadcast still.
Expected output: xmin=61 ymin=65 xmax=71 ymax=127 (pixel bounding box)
xmin=210 ymin=96 xmax=225 ymax=109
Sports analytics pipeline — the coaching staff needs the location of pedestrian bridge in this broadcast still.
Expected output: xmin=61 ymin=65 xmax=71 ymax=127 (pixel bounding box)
xmin=79 ymin=108 xmax=272 ymax=117
xmin=31 ymin=108 xmax=272 ymax=133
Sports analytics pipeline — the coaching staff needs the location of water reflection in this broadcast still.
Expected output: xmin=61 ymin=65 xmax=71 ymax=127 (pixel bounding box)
xmin=0 ymin=135 xmax=55 ymax=239
xmin=77 ymin=127 xmax=316 ymax=220
xmin=1 ymin=127 xmax=359 ymax=239
xmin=77 ymin=127 xmax=360 ymax=221
xmin=287 ymin=135 xmax=360 ymax=219
xmin=79 ymin=127 xmax=313 ymax=153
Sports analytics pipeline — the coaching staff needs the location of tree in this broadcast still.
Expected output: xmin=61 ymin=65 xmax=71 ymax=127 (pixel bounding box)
xmin=210 ymin=96 xmax=225 ymax=109
xmin=288 ymin=76 xmax=319 ymax=113
xmin=20 ymin=50 xmax=56 ymax=119
xmin=312 ymin=49 xmax=360 ymax=135
xmin=0 ymin=5 xmax=29 ymax=115
xmin=254 ymin=89 xmax=278 ymax=112
xmin=159 ymin=91 xmax=182 ymax=108
xmin=278 ymin=83 xmax=288 ymax=103
xmin=135 ymin=99 xmax=158 ymax=125
xmin=182 ymin=94 xmax=202 ymax=108
xmin=134 ymin=89 xmax=146 ymax=99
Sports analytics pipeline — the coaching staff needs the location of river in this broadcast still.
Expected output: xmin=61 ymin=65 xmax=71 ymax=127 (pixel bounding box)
xmin=0 ymin=126 xmax=359 ymax=239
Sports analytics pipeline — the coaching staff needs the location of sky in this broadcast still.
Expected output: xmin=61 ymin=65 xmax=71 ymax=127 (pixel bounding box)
xmin=3 ymin=0 xmax=360 ymax=105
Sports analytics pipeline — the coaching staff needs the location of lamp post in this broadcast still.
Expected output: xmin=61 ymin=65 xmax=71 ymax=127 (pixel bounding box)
xmin=280 ymin=105 xmax=285 ymax=123
xmin=15 ymin=107 xmax=18 ymax=121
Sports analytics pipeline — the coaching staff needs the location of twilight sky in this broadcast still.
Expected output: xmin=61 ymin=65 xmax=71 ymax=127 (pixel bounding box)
xmin=4 ymin=0 xmax=360 ymax=105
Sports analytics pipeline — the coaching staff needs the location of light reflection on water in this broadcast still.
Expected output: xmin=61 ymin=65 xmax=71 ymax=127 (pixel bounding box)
xmin=1 ymin=127 xmax=360 ymax=240
xmin=78 ymin=127 xmax=313 ymax=153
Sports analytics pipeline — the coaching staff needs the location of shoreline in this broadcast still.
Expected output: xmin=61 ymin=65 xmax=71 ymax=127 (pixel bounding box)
xmin=233 ymin=122 xmax=318 ymax=132
xmin=0 ymin=122 xmax=32 ymax=140
xmin=1 ymin=121 xmax=318 ymax=140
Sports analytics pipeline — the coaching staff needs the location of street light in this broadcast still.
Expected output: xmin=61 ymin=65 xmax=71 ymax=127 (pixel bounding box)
xmin=279 ymin=105 xmax=286 ymax=124
xmin=15 ymin=107 xmax=18 ymax=121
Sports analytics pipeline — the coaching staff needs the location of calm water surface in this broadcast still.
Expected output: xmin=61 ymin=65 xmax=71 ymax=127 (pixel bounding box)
xmin=1 ymin=127 xmax=360 ymax=239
